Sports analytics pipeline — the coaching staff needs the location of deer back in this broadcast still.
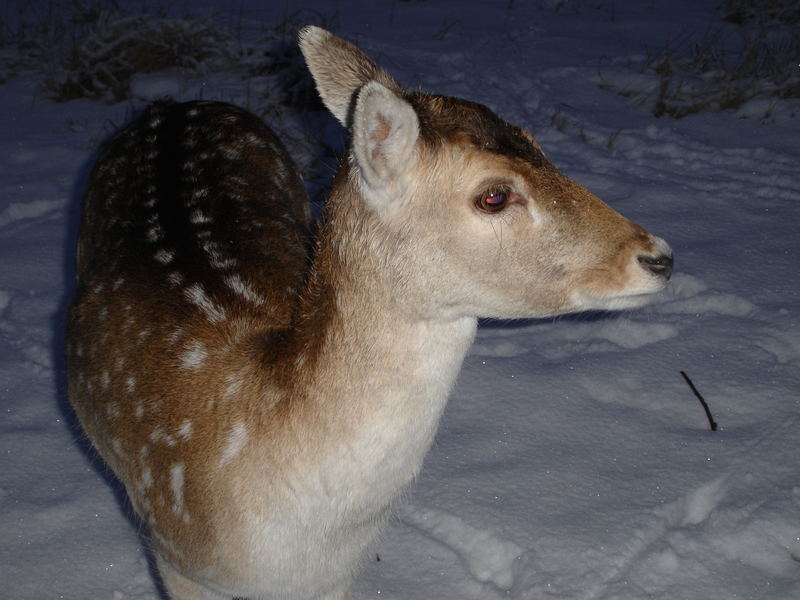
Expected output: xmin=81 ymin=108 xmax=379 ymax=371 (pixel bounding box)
xmin=68 ymin=100 xmax=312 ymax=568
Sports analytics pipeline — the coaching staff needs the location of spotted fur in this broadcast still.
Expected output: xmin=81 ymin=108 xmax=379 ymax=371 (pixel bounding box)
xmin=68 ymin=27 xmax=672 ymax=600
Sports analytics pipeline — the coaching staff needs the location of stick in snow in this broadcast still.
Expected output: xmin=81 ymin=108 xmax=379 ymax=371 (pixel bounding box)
xmin=680 ymin=371 xmax=718 ymax=431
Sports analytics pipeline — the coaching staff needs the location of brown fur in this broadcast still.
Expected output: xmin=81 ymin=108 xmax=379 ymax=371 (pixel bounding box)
xmin=68 ymin=27 xmax=671 ymax=600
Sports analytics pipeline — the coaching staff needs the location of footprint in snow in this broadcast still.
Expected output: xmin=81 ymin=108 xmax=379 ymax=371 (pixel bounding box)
xmin=398 ymin=504 xmax=526 ymax=591
xmin=0 ymin=290 xmax=10 ymax=314
xmin=0 ymin=198 xmax=66 ymax=228
xmin=651 ymin=272 xmax=755 ymax=317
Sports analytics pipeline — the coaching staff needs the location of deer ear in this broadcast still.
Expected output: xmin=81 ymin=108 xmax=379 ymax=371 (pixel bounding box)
xmin=299 ymin=26 xmax=403 ymax=126
xmin=351 ymin=81 xmax=419 ymax=204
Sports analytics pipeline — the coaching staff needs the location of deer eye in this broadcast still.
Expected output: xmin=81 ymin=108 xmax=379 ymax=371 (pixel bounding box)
xmin=475 ymin=188 xmax=509 ymax=213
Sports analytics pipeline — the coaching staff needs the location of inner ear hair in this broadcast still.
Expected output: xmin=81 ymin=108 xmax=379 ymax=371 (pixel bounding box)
xmin=352 ymin=81 xmax=420 ymax=196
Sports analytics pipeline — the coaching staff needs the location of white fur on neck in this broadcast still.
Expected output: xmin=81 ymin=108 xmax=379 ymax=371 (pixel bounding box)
xmin=239 ymin=315 xmax=477 ymax=599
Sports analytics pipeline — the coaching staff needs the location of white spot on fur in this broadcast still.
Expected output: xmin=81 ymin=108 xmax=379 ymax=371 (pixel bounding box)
xmin=221 ymin=144 xmax=243 ymax=160
xmin=243 ymin=132 xmax=267 ymax=148
xmin=134 ymin=465 xmax=152 ymax=501
xmin=154 ymin=249 xmax=175 ymax=264
xmin=135 ymin=403 xmax=144 ymax=419
xmin=101 ymin=371 xmax=111 ymax=389
xmin=190 ymin=209 xmax=212 ymax=224
xmin=177 ymin=420 xmax=193 ymax=440
xmin=132 ymin=462 xmax=154 ymax=517
xmin=142 ymin=466 xmax=153 ymax=488
xmin=126 ymin=376 xmax=136 ymax=393
xmin=223 ymin=372 xmax=243 ymax=399
xmin=149 ymin=427 xmax=176 ymax=447
xmin=146 ymin=224 xmax=164 ymax=242
xmin=111 ymin=438 xmax=126 ymax=457
xmin=170 ymin=463 xmax=185 ymax=515
xmin=112 ymin=277 xmax=125 ymax=291
xmin=225 ymin=274 xmax=266 ymax=305
xmin=168 ymin=271 xmax=184 ymax=286
xmin=201 ymin=240 xmax=236 ymax=270
xmin=209 ymin=253 xmax=236 ymax=270
xmin=179 ymin=341 xmax=207 ymax=370
xmin=219 ymin=421 xmax=248 ymax=467
xmin=184 ymin=284 xmax=226 ymax=322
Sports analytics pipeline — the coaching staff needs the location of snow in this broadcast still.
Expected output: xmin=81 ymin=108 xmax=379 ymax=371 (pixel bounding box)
xmin=2 ymin=0 xmax=800 ymax=599
xmin=129 ymin=72 xmax=185 ymax=101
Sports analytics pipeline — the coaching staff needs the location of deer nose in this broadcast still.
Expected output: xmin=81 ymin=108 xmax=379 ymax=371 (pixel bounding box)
xmin=638 ymin=253 xmax=673 ymax=280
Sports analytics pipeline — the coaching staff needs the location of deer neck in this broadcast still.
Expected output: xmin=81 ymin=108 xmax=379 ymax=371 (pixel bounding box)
xmin=284 ymin=177 xmax=477 ymax=502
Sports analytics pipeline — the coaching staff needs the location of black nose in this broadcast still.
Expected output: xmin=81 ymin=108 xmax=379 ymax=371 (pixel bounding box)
xmin=638 ymin=253 xmax=673 ymax=280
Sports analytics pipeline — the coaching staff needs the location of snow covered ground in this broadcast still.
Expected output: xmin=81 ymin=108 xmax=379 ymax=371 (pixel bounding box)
xmin=2 ymin=1 xmax=799 ymax=598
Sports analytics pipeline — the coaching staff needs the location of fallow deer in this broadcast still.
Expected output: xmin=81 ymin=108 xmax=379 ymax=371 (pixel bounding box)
xmin=67 ymin=26 xmax=672 ymax=600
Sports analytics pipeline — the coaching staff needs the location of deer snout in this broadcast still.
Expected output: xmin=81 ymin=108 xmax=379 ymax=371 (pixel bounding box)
xmin=637 ymin=250 xmax=673 ymax=280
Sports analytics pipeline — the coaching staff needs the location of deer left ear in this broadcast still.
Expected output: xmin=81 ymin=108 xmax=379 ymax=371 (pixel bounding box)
xmin=351 ymin=81 xmax=419 ymax=208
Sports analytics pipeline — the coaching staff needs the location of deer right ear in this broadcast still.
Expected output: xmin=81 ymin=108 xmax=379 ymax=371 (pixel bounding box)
xmin=351 ymin=81 xmax=419 ymax=203
xmin=299 ymin=26 xmax=403 ymax=126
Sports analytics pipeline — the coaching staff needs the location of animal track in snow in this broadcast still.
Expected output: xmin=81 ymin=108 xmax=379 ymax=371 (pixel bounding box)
xmin=574 ymin=475 xmax=731 ymax=600
xmin=0 ymin=290 xmax=10 ymax=313
xmin=575 ymin=417 xmax=800 ymax=599
xmin=752 ymin=326 xmax=800 ymax=364
xmin=470 ymin=338 xmax=530 ymax=358
xmin=473 ymin=317 xmax=678 ymax=362
xmin=0 ymin=198 xmax=65 ymax=228
xmin=399 ymin=504 xmax=525 ymax=591
xmin=653 ymin=276 xmax=755 ymax=319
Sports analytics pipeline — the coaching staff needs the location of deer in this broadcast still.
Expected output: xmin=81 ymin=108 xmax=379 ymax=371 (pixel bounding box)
xmin=67 ymin=25 xmax=673 ymax=600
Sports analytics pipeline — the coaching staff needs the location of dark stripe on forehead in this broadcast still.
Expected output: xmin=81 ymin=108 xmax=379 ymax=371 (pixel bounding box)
xmin=408 ymin=93 xmax=548 ymax=167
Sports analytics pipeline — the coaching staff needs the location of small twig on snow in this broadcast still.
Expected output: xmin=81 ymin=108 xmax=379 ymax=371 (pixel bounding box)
xmin=680 ymin=371 xmax=718 ymax=431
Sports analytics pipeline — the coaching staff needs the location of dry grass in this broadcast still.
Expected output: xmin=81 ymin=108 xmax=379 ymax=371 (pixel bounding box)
xmin=49 ymin=13 xmax=234 ymax=102
xmin=1 ymin=1 xmax=235 ymax=100
xmin=717 ymin=0 xmax=800 ymax=26
xmin=647 ymin=28 xmax=799 ymax=118
xmin=599 ymin=0 xmax=800 ymax=118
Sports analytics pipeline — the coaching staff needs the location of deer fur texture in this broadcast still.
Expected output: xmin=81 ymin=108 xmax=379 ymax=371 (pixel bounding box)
xmin=67 ymin=25 xmax=673 ymax=600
